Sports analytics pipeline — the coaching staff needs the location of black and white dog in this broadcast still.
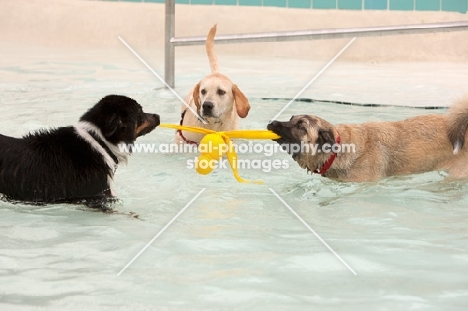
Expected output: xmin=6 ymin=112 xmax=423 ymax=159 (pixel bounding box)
xmin=0 ymin=95 xmax=159 ymax=205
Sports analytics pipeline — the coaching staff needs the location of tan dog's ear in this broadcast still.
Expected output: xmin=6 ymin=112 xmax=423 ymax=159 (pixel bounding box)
xmin=316 ymin=127 xmax=336 ymax=149
xmin=233 ymin=84 xmax=250 ymax=118
xmin=192 ymin=83 xmax=201 ymax=111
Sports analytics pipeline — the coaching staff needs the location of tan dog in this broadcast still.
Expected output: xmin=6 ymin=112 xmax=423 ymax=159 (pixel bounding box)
xmin=175 ymin=25 xmax=250 ymax=144
xmin=267 ymin=96 xmax=468 ymax=182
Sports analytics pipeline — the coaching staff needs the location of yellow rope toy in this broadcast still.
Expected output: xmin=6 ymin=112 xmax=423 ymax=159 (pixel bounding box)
xmin=159 ymin=124 xmax=281 ymax=184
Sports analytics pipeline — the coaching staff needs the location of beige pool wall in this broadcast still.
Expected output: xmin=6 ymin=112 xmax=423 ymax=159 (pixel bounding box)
xmin=1 ymin=0 xmax=468 ymax=62
xmin=1 ymin=0 xmax=467 ymax=108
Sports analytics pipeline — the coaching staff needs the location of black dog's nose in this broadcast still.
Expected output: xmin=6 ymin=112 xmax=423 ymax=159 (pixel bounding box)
xmin=152 ymin=114 xmax=160 ymax=126
xmin=202 ymin=101 xmax=214 ymax=111
xmin=146 ymin=113 xmax=160 ymax=126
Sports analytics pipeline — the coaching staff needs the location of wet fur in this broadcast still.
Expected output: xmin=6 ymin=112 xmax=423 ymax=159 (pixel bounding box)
xmin=176 ymin=25 xmax=250 ymax=144
xmin=268 ymin=96 xmax=468 ymax=182
xmin=0 ymin=95 xmax=160 ymax=204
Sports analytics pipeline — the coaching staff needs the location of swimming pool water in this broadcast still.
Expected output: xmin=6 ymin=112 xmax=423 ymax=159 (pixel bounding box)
xmin=1 ymin=53 xmax=468 ymax=310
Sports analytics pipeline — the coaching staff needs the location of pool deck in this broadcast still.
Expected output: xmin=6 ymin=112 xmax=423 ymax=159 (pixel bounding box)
xmin=1 ymin=0 xmax=467 ymax=107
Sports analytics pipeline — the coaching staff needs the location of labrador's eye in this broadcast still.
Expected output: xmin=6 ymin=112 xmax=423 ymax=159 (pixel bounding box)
xmin=201 ymin=89 xmax=207 ymax=95
xmin=217 ymin=89 xmax=226 ymax=96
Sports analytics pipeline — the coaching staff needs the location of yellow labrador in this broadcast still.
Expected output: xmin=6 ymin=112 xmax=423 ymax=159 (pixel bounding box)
xmin=267 ymin=96 xmax=468 ymax=182
xmin=175 ymin=25 xmax=250 ymax=145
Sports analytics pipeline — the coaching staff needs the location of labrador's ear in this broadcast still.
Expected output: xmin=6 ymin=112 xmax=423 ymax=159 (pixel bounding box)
xmin=192 ymin=83 xmax=201 ymax=111
xmin=317 ymin=127 xmax=336 ymax=149
xmin=233 ymin=84 xmax=250 ymax=118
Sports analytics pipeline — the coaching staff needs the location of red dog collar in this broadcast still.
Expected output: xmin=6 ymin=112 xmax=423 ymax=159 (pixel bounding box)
xmin=178 ymin=110 xmax=199 ymax=145
xmin=313 ymin=134 xmax=341 ymax=176
xmin=177 ymin=129 xmax=199 ymax=145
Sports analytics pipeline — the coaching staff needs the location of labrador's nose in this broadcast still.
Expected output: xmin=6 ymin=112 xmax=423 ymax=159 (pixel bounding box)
xmin=202 ymin=101 xmax=214 ymax=111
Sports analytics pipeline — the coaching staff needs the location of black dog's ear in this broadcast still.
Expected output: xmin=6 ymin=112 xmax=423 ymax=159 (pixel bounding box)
xmin=102 ymin=113 xmax=122 ymax=138
xmin=317 ymin=128 xmax=335 ymax=148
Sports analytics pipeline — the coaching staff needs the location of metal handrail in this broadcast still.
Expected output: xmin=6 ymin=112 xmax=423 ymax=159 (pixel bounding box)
xmin=164 ymin=0 xmax=468 ymax=87
xmin=171 ymin=21 xmax=468 ymax=46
